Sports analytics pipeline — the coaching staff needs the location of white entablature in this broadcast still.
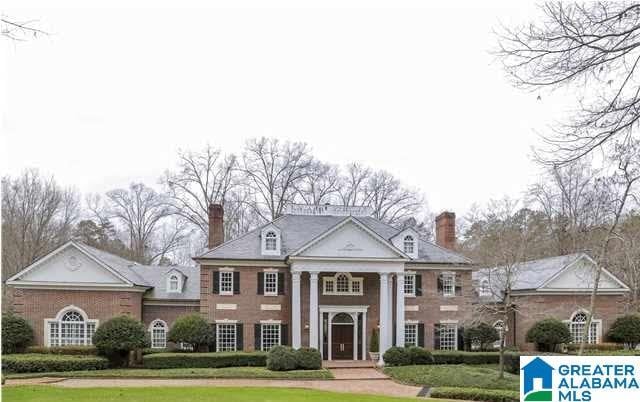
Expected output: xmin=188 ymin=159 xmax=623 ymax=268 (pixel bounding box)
xmin=284 ymin=204 xmax=374 ymax=216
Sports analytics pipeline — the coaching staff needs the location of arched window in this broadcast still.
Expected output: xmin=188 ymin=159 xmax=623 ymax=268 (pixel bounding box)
xmin=150 ymin=320 xmax=168 ymax=349
xmin=336 ymin=274 xmax=350 ymax=293
xmin=168 ymin=274 xmax=180 ymax=292
xmin=567 ymin=311 xmax=599 ymax=344
xmin=493 ymin=320 xmax=505 ymax=349
xmin=322 ymin=273 xmax=364 ymax=295
xmin=46 ymin=306 xmax=98 ymax=347
xmin=265 ymin=231 xmax=277 ymax=251
xmin=403 ymin=235 xmax=415 ymax=254
xmin=479 ymin=279 xmax=491 ymax=297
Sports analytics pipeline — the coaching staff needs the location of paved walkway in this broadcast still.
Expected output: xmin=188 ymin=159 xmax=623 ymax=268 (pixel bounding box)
xmin=6 ymin=370 xmax=422 ymax=398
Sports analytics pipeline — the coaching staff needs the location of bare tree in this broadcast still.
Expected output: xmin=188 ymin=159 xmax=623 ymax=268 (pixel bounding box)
xmin=294 ymin=160 xmax=341 ymax=205
xmin=240 ymin=137 xmax=313 ymax=221
xmin=495 ymin=2 xmax=640 ymax=163
xmin=609 ymin=211 xmax=640 ymax=310
xmin=163 ymin=145 xmax=238 ymax=239
xmin=1 ymin=169 xmax=79 ymax=311
xmin=105 ymin=183 xmax=182 ymax=264
xmin=338 ymin=163 xmax=372 ymax=207
xmin=1 ymin=16 xmax=48 ymax=41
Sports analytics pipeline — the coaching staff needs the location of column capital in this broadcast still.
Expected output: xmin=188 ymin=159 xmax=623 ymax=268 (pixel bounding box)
xmin=379 ymin=272 xmax=390 ymax=280
xmin=395 ymin=272 xmax=405 ymax=278
xmin=292 ymin=271 xmax=301 ymax=281
xmin=309 ymin=271 xmax=319 ymax=280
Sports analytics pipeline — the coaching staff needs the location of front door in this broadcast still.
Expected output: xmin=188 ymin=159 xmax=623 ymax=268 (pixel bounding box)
xmin=332 ymin=324 xmax=354 ymax=359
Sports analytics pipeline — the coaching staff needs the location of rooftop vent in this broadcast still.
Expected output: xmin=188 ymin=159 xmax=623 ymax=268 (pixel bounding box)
xmin=283 ymin=204 xmax=374 ymax=217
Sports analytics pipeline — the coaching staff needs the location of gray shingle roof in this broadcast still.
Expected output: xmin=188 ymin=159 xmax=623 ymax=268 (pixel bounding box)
xmin=76 ymin=242 xmax=199 ymax=300
xmin=197 ymin=214 xmax=471 ymax=265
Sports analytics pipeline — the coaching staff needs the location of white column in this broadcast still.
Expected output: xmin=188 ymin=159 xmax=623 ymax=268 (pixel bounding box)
xmin=361 ymin=311 xmax=367 ymax=361
xmin=378 ymin=272 xmax=390 ymax=366
xmin=395 ymin=273 xmax=405 ymax=347
xmin=291 ymin=272 xmax=301 ymax=349
xmin=387 ymin=278 xmax=394 ymax=345
xmin=328 ymin=312 xmax=333 ymax=360
xmin=351 ymin=313 xmax=358 ymax=360
xmin=309 ymin=272 xmax=319 ymax=350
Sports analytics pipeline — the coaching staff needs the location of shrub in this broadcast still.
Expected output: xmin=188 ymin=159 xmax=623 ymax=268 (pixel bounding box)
xmin=2 ymin=314 xmax=34 ymax=354
xmin=525 ymin=319 xmax=571 ymax=352
xmin=431 ymin=387 xmax=519 ymax=402
xmin=502 ymin=352 xmax=521 ymax=375
xmin=2 ymin=354 xmax=109 ymax=373
xmin=431 ymin=351 xmax=499 ymax=365
xmin=383 ymin=346 xmax=411 ymax=366
xmin=92 ymin=315 xmax=147 ymax=367
xmin=295 ymin=347 xmax=321 ymax=370
xmin=266 ymin=346 xmax=298 ymax=371
xmin=26 ymin=346 xmax=98 ymax=355
xmin=167 ymin=314 xmax=212 ymax=352
xmin=407 ymin=346 xmax=433 ymax=365
xmin=565 ymin=342 xmax=623 ymax=352
xmin=465 ymin=323 xmax=500 ymax=351
xmin=607 ymin=314 xmax=640 ymax=349
xmin=370 ymin=329 xmax=379 ymax=353
xmin=143 ymin=351 xmax=267 ymax=369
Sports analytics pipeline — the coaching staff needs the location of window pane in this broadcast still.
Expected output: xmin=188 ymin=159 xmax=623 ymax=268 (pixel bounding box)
xmin=404 ymin=274 xmax=415 ymax=295
xmin=336 ymin=274 xmax=349 ymax=293
xmin=264 ymin=272 xmax=278 ymax=295
xmin=220 ymin=272 xmax=233 ymax=293
xmin=265 ymin=232 xmax=277 ymax=251
xmin=439 ymin=324 xmax=457 ymax=350
xmin=217 ymin=324 xmax=237 ymax=352
xmin=405 ymin=324 xmax=417 ymax=347
xmin=261 ymin=324 xmax=281 ymax=351
xmin=442 ymin=274 xmax=455 ymax=296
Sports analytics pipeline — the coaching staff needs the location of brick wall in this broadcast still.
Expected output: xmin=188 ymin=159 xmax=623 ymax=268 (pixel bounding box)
xmin=13 ymin=288 xmax=144 ymax=346
xmin=200 ymin=265 xmax=290 ymax=351
xmin=142 ymin=304 xmax=199 ymax=328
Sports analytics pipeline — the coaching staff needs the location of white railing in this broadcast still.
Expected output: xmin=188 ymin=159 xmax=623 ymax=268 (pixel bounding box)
xmin=283 ymin=204 xmax=374 ymax=217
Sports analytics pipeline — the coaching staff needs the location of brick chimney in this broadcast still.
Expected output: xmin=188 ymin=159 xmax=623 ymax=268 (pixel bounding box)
xmin=435 ymin=211 xmax=456 ymax=250
xmin=208 ymin=203 xmax=224 ymax=249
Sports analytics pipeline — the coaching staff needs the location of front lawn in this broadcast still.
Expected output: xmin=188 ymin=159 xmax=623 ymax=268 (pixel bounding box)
xmin=384 ymin=364 xmax=519 ymax=391
xmin=3 ymin=386 xmax=436 ymax=402
xmin=5 ymin=366 xmax=332 ymax=380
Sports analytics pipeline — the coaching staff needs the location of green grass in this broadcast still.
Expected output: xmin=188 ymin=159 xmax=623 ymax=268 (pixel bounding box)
xmin=5 ymin=367 xmax=333 ymax=380
xmin=384 ymin=364 xmax=519 ymax=391
xmin=2 ymin=386 xmax=437 ymax=402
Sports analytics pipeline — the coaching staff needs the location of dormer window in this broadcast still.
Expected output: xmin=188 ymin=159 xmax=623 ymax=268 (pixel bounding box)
xmin=261 ymin=225 xmax=281 ymax=256
xmin=167 ymin=273 xmax=182 ymax=293
xmin=479 ymin=279 xmax=491 ymax=297
xmin=265 ymin=231 xmax=277 ymax=251
xmin=403 ymin=235 xmax=415 ymax=254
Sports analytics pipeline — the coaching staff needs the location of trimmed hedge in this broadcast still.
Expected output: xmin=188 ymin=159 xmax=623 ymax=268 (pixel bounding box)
xmin=2 ymin=354 xmax=109 ymax=373
xmin=431 ymin=387 xmax=519 ymax=402
xmin=143 ymin=352 xmax=267 ymax=369
xmin=565 ymin=342 xmax=623 ymax=352
xmin=407 ymin=346 xmax=433 ymax=365
xmin=25 ymin=346 xmax=98 ymax=355
xmin=2 ymin=314 xmax=34 ymax=354
xmin=295 ymin=348 xmax=322 ymax=370
xmin=383 ymin=347 xmax=411 ymax=366
xmin=432 ymin=351 xmax=500 ymax=365
xmin=267 ymin=346 xmax=297 ymax=371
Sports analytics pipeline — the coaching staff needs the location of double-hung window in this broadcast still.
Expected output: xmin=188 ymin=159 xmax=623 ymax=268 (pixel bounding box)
xmin=442 ymin=273 xmax=455 ymax=297
xmin=404 ymin=323 xmax=418 ymax=347
xmin=439 ymin=324 xmax=457 ymax=350
xmin=216 ymin=323 xmax=237 ymax=352
xmin=220 ymin=271 xmax=234 ymax=295
xmin=150 ymin=320 xmax=168 ymax=349
xmin=261 ymin=323 xmax=281 ymax=351
xmin=404 ymin=274 xmax=416 ymax=296
xmin=264 ymin=272 xmax=278 ymax=296
xmin=46 ymin=307 xmax=98 ymax=347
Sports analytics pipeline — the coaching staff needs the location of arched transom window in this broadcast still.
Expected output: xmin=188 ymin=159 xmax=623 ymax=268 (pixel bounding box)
xmin=46 ymin=306 xmax=98 ymax=347
xmin=565 ymin=311 xmax=600 ymax=344
xmin=265 ymin=231 xmax=277 ymax=251
xmin=150 ymin=320 xmax=168 ymax=349
xmin=168 ymin=274 xmax=180 ymax=292
xmin=403 ymin=235 xmax=415 ymax=254
xmin=323 ymin=273 xmax=364 ymax=296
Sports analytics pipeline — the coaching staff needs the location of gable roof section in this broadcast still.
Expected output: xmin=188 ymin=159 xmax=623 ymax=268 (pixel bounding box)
xmin=289 ymin=216 xmax=409 ymax=259
xmin=196 ymin=214 xmax=471 ymax=264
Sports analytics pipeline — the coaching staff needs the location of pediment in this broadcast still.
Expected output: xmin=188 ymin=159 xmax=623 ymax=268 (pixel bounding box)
xmin=295 ymin=219 xmax=406 ymax=259
xmin=540 ymin=256 xmax=627 ymax=291
xmin=9 ymin=243 xmax=130 ymax=285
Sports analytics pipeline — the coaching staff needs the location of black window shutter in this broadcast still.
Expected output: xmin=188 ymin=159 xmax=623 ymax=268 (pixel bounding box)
xmin=233 ymin=272 xmax=240 ymax=294
xmin=455 ymin=274 xmax=462 ymax=296
xmin=417 ymin=323 xmax=425 ymax=347
xmin=415 ymin=274 xmax=422 ymax=296
xmin=210 ymin=324 xmax=217 ymax=352
xmin=257 ymin=273 xmax=264 ymax=295
xmin=236 ymin=323 xmax=243 ymax=351
xmin=281 ymin=324 xmax=288 ymax=346
xmin=434 ymin=324 xmax=441 ymax=350
xmin=278 ymin=273 xmax=285 ymax=295
xmin=254 ymin=324 xmax=262 ymax=351
xmin=437 ymin=274 xmax=443 ymax=296
xmin=212 ymin=272 xmax=219 ymax=294
xmin=457 ymin=327 xmax=464 ymax=351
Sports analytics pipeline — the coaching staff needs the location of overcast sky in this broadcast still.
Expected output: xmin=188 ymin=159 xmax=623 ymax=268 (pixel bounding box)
xmin=1 ymin=0 xmax=573 ymax=216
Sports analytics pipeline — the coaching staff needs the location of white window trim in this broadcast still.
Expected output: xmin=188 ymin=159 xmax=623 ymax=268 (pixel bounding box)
xmin=264 ymin=271 xmax=278 ymax=296
xmin=44 ymin=305 xmax=99 ymax=347
xmin=219 ymin=270 xmax=234 ymax=296
xmin=149 ymin=319 xmax=168 ymax=349
xmin=215 ymin=322 xmax=237 ymax=352
xmin=563 ymin=310 xmax=602 ymax=344
xmin=261 ymin=226 xmax=281 ymax=256
xmin=442 ymin=272 xmax=456 ymax=297
xmin=322 ymin=272 xmax=364 ymax=296
xmin=404 ymin=272 xmax=416 ymax=297
xmin=439 ymin=322 xmax=458 ymax=351
xmin=403 ymin=235 xmax=415 ymax=255
xmin=404 ymin=322 xmax=419 ymax=347
xmin=167 ymin=274 xmax=182 ymax=293
xmin=260 ymin=322 xmax=282 ymax=352
xmin=479 ymin=278 xmax=491 ymax=297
